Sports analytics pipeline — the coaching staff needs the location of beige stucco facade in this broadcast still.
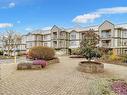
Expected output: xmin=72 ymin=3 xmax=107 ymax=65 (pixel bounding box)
xmin=99 ymin=21 xmax=127 ymax=55
xmin=19 ymin=21 xmax=127 ymax=55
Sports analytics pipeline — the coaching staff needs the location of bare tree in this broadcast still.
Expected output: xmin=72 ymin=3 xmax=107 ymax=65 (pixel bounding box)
xmin=1 ymin=30 xmax=21 ymax=56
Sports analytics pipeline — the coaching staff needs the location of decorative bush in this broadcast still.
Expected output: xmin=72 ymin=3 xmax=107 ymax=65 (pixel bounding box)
xmin=89 ymin=78 xmax=127 ymax=95
xmin=89 ymin=79 xmax=116 ymax=95
xmin=121 ymin=54 xmax=127 ymax=63
xmin=81 ymin=47 xmax=96 ymax=60
xmin=111 ymin=80 xmax=127 ymax=95
xmin=95 ymin=50 xmax=102 ymax=58
xmin=98 ymin=47 xmax=111 ymax=55
xmin=0 ymin=50 xmax=3 ymax=55
xmin=109 ymin=53 xmax=121 ymax=61
xmin=33 ymin=60 xmax=47 ymax=67
xmin=71 ymin=48 xmax=81 ymax=55
xmin=28 ymin=46 xmax=55 ymax=60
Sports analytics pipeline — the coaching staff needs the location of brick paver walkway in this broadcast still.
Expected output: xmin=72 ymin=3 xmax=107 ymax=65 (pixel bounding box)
xmin=0 ymin=56 xmax=127 ymax=95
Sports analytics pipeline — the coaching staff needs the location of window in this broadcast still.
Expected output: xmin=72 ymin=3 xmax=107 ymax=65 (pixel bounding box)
xmin=117 ymin=30 xmax=121 ymax=37
xmin=29 ymin=43 xmax=32 ymax=47
xmin=117 ymin=39 xmax=121 ymax=46
xmin=70 ymin=41 xmax=76 ymax=46
xmin=123 ymin=40 xmax=127 ymax=46
xmin=44 ymin=43 xmax=48 ymax=46
xmin=70 ymin=32 xmax=76 ymax=39
xmin=122 ymin=30 xmax=127 ymax=38
xmin=71 ymin=35 xmax=76 ymax=38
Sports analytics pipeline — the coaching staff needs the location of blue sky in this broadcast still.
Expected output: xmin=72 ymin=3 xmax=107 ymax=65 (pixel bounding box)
xmin=0 ymin=0 xmax=127 ymax=34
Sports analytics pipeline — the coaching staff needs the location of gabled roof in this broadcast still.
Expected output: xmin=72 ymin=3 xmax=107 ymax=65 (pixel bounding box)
xmin=25 ymin=29 xmax=50 ymax=35
xmin=99 ymin=20 xmax=115 ymax=28
xmin=23 ymin=20 xmax=127 ymax=36
xmin=51 ymin=25 xmax=65 ymax=31
xmin=66 ymin=25 xmax=99 ymax=32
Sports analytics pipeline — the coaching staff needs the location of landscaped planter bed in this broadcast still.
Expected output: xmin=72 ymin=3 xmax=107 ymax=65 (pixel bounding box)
xmin=77 ymin=61 xmax=104 ymax=73
xmin=89 ymin=78 xmax=127 ymax=95
xmin=17 ymin=63 xmax=42 ymax=70
xmin=17 ymin=58 xmax=59 ymax=70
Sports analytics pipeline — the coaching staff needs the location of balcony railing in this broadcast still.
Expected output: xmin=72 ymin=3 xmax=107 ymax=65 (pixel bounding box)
xmin=53 ymin=45 xmax=57 ymax=48
xmin=101 ymin=35 xmax=111 ymax=38
xmin=102 ymin=43 xmax=111 ymax=48
xmin=52 ymin=35 xmax=57 ymax=39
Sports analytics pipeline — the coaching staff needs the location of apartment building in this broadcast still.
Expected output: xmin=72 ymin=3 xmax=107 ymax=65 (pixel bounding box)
xmin=99 ymin=21 xmax=127 ymax=55
xmin=20 ymin=20 xmax=127 ymax=55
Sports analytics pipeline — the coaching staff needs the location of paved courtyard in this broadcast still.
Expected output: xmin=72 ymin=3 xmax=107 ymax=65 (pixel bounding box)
xmin=0 ymin=56 xmax=127 ymax=95
xmin=0 ymin=57 xmax=26 ymax=64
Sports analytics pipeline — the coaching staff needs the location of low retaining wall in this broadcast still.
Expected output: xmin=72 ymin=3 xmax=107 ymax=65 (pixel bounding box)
xmin=0 ymin=63 xmax=17 ymax=80
xmin=17 ymin=58 xmax=60 ymax=70
xmin=47 ymin=58 xmax=59 ymax=65
xmin=77 ymin=62 xmax=104 ymax=73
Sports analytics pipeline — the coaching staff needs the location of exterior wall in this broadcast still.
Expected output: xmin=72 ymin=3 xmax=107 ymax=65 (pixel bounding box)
xmin=43 ymin=42 xmax=51 ymax=47
xmin=99 ymin=21 xmax=114 ymax=48
xmin=98 ymin=21 xmax=127 ymax=55
xmin=43 ymin=34 xmax=51 ymax=41
xmin=51 ymin=26 xmax=69 ymax=49
xmin=69 ymin=31 xmax=80 ymax=48
xmin=51 ymin=25 xmax=60 ymax=48
xmin=114 ymin=29 xmax=127 ymax=55
xmin=0 ymin=43 xmax=2 ymax=50
xmin=43 ymin=34 xmax=51 ymax=47
xmin=26 ymin=34 xmax=43 ymax=49
xmin=69 ymin=41 xmax=80 ymax=48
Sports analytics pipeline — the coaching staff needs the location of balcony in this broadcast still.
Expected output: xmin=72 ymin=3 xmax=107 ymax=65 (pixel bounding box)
xmin=101 ymin=35 xmax=111 ymax=40
xmin=52 ymin=36 xmax=57 ymax=40
xmin=52 ymin=32 xmax=58 ymax=40
xmin=52 ymin=41 xmax=58 ymax=48
xmin=102 ymin=43 xmax=111 ymax=48
xmin=101 ymin=30 xmax=111 ymax=40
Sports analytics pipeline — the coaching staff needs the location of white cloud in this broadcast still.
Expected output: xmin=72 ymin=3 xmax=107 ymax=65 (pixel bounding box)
xmin=8 ymin=2 xmax=16 ymax=8
xmin=0 ymin=23 xmax=13 ymax=28
xmin=72 ymin=13 xmax=101 ymax=23
xmin=42 ymin=26 xmax=52 ymax=30
xmin=73 ymin=7 xmax=127 ymax=24
xmin=97 ymin=7 xmax=127 ymax=14
xmin=1 ymin=2 xmax=16 ymax=9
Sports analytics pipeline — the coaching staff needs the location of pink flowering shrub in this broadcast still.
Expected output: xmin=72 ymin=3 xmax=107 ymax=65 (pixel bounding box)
xmin=111 ymin=80 xmax=127 ymax=95
xmin=33 ymin=60 xmax=47 ymax=68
